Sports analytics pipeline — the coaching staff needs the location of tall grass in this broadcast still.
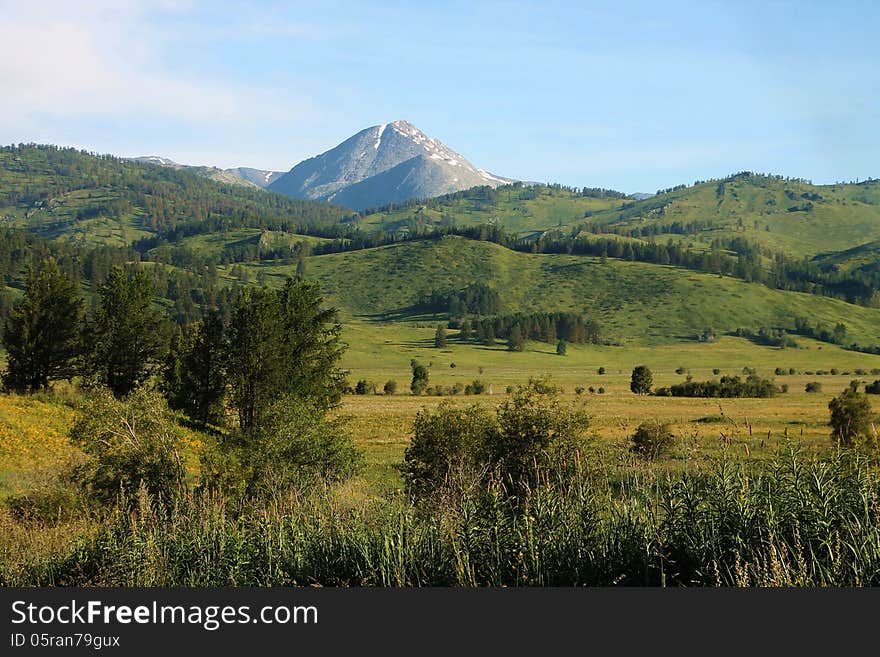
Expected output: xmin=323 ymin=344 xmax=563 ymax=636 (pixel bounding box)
xmin=3 ymin=447 xmax=878 ymax=587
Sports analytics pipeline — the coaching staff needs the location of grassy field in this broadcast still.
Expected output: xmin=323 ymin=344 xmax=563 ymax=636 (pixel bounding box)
xmin=333 ymin=331 xmax=880 ymax=490
xmin=2 ymin=332 xmax=877 ymax=498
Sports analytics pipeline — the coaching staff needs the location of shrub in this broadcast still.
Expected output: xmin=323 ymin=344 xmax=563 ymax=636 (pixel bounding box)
xmin=630 ymin=366 xmax=653 ymax=395
xmin=805 ymin=382 xmax=822 ymax=393
xmin=598 ymin=387 xmax=605 ymax=394
xmin=865 ymin=380 xmax=880 ymax=395
xmin=69 ymin=388 xmax=186 ymax=504
xmin=383 ymin=379 xmax=397 ymax=395
xmin=828 ymin=389 xmax=875 ymax=448
xmin=575 ymin=386 xmax=585 ymax=395
xmin=464 ymin=379 xmax=488 ymax=395
xmin=355 ymin=379 xmax=369 ymax=395
xmin=209 ymin=396 xmax=362 ymax=497
xmin=712 ymin=368 xmax=721 ymax=375
xmin=630 ymin=421 xmax=675 ymax=460
xmin=411 ymin=360 xmax=429 ymax=395
xmin=400 ymin=403 xmax=495 ymax=501
xmin=597 ymin=367 xmax=606 ymax=375
xmin=675 ymin=367 xmax=687 ymax=375
xmin=402 ymin=384 xmax=589 ymax=501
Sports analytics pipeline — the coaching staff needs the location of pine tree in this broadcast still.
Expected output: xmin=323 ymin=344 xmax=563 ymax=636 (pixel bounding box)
xmin=556 ymin=339 xmax=567 ymax=356
xmin=434 ymin=324 xmax=447 ymax=348
xmin=508 ymin=325 xmax=525 ymax=352
xmin=226 ymin=277 xmax=344 ymax=430
xmin=163 ymin=313 xmax=226 ymax=426
xmin=2 ymin=260 xmax=84 ymax=392
xmin=85 ymin=267 xmax=168 ymax=397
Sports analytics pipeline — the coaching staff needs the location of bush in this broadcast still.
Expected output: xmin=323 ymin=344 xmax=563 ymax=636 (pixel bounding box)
xmin=411 ymin=360 xmax=429 ymax=395
xmin=866 ymin=380 xmax=880 ymax=395
xmin=675 ymin=367 xmax=687 ymax=375
xmin=575 ymin=386 xmax=585 ymax=395
xmin=208 ymin=396 xmax=362 ymax=497
xmin=401 ymin=384 xmax=589 ymax=502
xmin=355 ymin=379 xmax=369 ymax=395
xmin=383 ymin=379 xmax=397 ymax=395
xmin=712 ymin=368 xmax=721 ymax=375
xmin=400 ymin=403 xmax=495 ymax=501
xmin=464 ymin=379 xmax=488 ymax=395
xmin=630 ymin=421 xmax=675 ymax=460
xmin=597 ymin=367 xmax=606 ymax=375
xmin=828 ymin=389 xmax=875 ymax=448
xmin=69 ymin=388 xmax=187 ymax=504
xmin=598 ymin=387 xmax=605 ymax=394
xmin=805 ymin=382 xmax=822 ymax=393
xmin=630 ymin=366 xmax=653 ymax=395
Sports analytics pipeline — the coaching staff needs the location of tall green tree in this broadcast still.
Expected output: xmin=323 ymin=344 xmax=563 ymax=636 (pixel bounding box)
xmin=86 ymin=267 xmax=167 ymax=397
xmin=276 ymin=276 xmax=345 ymax=409
xmin=225 ymin=278 xmax=344 ymax=431
xmin=630 ymin=365 xmax=653 ymax=395
xmin=434 ymin=324 xmax=447 ymax=348
xmin=163 ymin=313 xmax=227 ymax=426
xmin=507 ymin=324 xmax=525 ymax=352
xmin=2 ymin=260 xmax=83 ymax=393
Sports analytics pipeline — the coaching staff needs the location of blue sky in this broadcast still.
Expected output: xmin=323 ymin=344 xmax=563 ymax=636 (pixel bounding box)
xmin=1 ymin=0 xmax=877 ymax=192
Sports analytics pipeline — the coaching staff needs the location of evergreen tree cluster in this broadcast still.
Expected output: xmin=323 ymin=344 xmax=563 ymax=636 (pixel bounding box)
xmin=417 ymin=283 xmax=501 ymax=316
xmin=455 ymin=312 xmax=600 ymax=347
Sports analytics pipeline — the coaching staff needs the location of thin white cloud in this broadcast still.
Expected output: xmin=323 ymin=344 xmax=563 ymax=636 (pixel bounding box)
xmin=0 ymin=1 xmax=310 ymax=130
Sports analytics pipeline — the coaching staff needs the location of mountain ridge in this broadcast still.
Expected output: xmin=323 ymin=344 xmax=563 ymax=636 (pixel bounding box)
xmin=268 ymin=120 xmax=514 ymax=210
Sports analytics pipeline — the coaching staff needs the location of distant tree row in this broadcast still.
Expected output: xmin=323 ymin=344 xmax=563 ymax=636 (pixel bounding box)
xmin=452 ymin=312 xmax=601 ymax=347
xmin=654 ymin=375 xmax=780 ymax=398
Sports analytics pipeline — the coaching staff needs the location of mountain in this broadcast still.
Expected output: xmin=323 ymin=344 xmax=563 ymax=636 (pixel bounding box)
xmin=130 ymin=156 xmax=261 ymax=188
xmin=268 ymin=120 xmax=513 ymax=210
xmin=224 ymin=167 xmax=285 ymax=188
xmin=130 ymin=157 xmax=284 ymax=189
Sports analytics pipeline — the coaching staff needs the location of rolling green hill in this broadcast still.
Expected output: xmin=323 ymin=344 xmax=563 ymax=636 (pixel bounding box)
xmin=0 ymin=144 xmax=351 ymax=246
xmin=2 ymin=144 xmax=879 ymax=349
xmin=221 ymin=236 xmax=880 ymax=346
xmin=358 ymin=174 xmax=880 ymax=258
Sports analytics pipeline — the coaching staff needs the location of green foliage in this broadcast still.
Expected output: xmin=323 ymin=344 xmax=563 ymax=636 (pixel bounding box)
xmin=433 ymin=324 xmax=447 ymax=348
xmin=68 ymin=388 xmax=186 ymax=504
xmin=401 ymin=384 xmax=589 ymax=502
xmin=2 ymin=260 xmax=83 ymax=393
xmin=630 ymin=421 xmax=675 ymax=460
xmin=400 ymin=402 xmax=495 ymax=502
xmin=507 ymin=324 xmax=525 ymax=352
xmin=828 ymin=389 xmax=875 ymax=448
xmin=210 ymin=396 xmax=361 ymax=498
xmin=162 ymin=314 xmax=226 ymax=426
xmin=410 ymin=360 xmax=429 ymax=395
xmin=655 ymin=374 xmax=779 ymax=398
xmin=84 ymin=267 xmax=168 ymax=397
xmin=556 ymin=339 xmax=567 ymax=355
xmin=464 ymin=379 xmax=487 ymax=395
xmin=383 ymin=379 xmax=397 ymax=395
xmin=226 ymin=277 xmax=344 ymax=430
xmin=866 ymin=380 xmax=880 ymax=394
xmin=630 ymin=365 xmax=653 ymax=395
